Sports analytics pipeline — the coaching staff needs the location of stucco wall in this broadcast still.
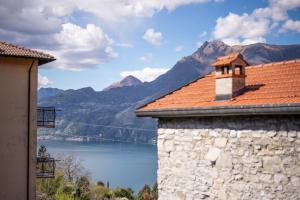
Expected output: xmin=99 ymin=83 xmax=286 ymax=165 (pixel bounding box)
xmin=157 ymin=115 xmax=300 ymax=200
xmin=0 ymin=57 xmax=38 ymax=200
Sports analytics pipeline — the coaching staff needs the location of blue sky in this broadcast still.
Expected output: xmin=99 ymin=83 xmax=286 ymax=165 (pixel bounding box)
xmin=1 ymin=0 xmax=300 ymax=90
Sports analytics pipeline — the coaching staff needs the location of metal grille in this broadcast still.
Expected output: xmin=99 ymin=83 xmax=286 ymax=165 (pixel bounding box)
xmin=36 ymin=145 xmax=56 ymax=178
xmin=37 ymin=107 xmax=56 ymax=128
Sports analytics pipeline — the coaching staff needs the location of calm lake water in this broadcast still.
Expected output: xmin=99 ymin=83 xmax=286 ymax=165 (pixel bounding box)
xmin=37 ymin=140 xmax=157 ymax=192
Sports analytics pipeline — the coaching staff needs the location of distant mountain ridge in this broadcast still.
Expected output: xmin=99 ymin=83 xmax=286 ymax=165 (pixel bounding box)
xmin=38 ymin=87 xmax=64 ymax=100
xmin=38 ymin=40 xmax=300 ymax=143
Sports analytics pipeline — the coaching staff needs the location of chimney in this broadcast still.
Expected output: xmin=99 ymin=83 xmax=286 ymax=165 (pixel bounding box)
xmin=212 ymin=53 xmax=248 ymax=101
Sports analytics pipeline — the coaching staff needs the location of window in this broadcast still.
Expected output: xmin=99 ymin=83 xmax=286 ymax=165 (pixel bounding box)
xmin=235 ymin=65 xmax=243 ymax=75
xmin=222 ymin=66 xmax=230 ymax=75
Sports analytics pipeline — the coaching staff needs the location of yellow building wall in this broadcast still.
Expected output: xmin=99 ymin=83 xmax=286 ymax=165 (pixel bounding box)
xmin=0 ymin=57 xmax=38 ymax=200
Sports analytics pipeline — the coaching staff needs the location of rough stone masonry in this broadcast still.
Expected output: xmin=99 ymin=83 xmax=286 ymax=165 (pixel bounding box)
xmin=156 ymin=115 xmax=300 ymax=200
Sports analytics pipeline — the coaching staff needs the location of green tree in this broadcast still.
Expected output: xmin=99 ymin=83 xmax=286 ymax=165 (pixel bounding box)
xmin=101 ymin=188 xmax=113 ymax=200
xmin=37 ymin=173 xmax=63 ymax=198
xmin=75 ymin=176 xmax=91 ymax=200
xmin=113 ymin=187 xmax=134 ymax=200
xmin=55 ymin=190 xmax=79 ymax=200
xmin=96 ymin=181 xmax=105 ymax=187
xmin=137 ymin=184 xmax=151 ymax=200
xmin=151 ymin=183 xmax=158 ymax=200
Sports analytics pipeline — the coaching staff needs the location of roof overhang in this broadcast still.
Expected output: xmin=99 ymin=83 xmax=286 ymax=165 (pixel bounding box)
xmin=0 ymin=55 xmax=56 ymax=66
xmin=135 ymin=103 xmax=300 ymax=118
xmin=38 ymin=58 xmax=56 ymax=66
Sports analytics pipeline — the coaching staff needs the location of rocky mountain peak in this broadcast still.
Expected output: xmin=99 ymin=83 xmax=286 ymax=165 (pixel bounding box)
xmin=120 ymin=75 xmax=142 ymax=85
xmin=190 ymin=40 xmax=233 ymax=64
xmin=103 ymin=75 xmax=142 ymax=91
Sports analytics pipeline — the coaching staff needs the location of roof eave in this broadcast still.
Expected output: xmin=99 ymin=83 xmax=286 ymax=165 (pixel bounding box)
xmin=0 ymin=55 xmax=56 ymax=66
xmin=135 ymin=103 xmax=300 ymax=118
xmin=38 ymin=58 xmax=56 ymax=66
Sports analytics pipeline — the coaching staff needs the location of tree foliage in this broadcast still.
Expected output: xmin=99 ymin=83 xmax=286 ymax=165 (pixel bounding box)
xmin=37 ymin=154 xmax=158 ymax=200
xmin=75 ymin=176 xmax=91 ymax=200
xmin=113 ymin=188 xmax=134 ymax=200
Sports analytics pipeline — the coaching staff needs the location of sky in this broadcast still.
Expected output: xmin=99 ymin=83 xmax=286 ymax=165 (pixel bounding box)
xmin=1 ymin=0 xmax=300 ymax=90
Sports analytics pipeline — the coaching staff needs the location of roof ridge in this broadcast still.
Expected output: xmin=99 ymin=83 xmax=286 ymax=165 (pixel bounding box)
xmin=0 ymin=40 xmax=55 ymax=64
xmin=247 ymin=59 xmax=300 ymax=69
xmin=0 ymin=40 xmax=54 ymax=59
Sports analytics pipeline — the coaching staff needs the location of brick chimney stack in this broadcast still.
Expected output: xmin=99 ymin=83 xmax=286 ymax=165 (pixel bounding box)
xmin=212 ymin=53 xmax=248 ymax=101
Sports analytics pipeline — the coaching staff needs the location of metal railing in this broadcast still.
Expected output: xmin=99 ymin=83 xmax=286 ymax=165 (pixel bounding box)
xmin=37 ymin=107 xmax=56 ymax=128
xmin=36 ymin=145 xmax=57 ymax=178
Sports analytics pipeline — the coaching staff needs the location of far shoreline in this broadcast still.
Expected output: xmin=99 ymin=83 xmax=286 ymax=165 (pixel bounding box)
xmin=37 ymin=134 xmax=157 ymax=145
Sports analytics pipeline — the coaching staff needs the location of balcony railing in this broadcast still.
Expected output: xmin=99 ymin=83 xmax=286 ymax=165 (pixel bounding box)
xmin=36 ymin=145 xmax=56 ymax=178
xmin=37 ymin=107 xmax=56 ymax=128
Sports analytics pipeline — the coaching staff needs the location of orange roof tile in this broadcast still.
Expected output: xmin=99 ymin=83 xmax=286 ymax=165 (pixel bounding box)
xmin=211 ymin=53 xmax=246 ymax=67
xmin=137 ymin=59 xmax=300 ymax=114
xmin=0 ymin=40 xmax=55 ymax=65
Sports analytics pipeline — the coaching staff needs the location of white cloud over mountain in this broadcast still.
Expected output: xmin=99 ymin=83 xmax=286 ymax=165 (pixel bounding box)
xmin=281 ymin=20 xmax=300 ymax=33
xmin=121 ymin=67 xmax=169 ymax=82
xmin=0 ymin=0 xmax=217 ymax=71
xmin=63 ymin=0 xmax=215 ymax=23
xmin=213 ymin=0 xmax=300 ymax=45
xmin=38 ymin=74 xmax=52 ymax=88
xmin=213 ymin=12 xmax=269 ymax=45
xmin=48 ymin=23 xmax=118 ymax=71
xmin=143 ymin=28 xmax=163 ymax=46
xmin=0 ymin=0 xmax=299 ymax=71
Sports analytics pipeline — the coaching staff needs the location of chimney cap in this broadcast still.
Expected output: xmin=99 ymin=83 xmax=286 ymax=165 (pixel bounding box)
xmin=211 ymin=53 xmax=248 ymax=67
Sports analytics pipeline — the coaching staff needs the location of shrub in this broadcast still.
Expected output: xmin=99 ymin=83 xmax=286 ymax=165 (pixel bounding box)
xmin=113 ymin=188 xmax=134 ymax=200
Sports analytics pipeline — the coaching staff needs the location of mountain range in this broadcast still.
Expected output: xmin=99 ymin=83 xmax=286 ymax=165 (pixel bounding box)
xmin=38 ymin=40 xmax=300 ymax=143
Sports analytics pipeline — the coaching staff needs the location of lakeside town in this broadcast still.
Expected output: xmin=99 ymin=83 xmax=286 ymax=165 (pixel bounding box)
xmin=37 ymin=134 xmax=157 ymax=145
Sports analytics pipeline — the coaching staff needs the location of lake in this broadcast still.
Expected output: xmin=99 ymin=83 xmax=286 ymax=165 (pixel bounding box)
xmin=37 ymin=140 xmax=157 ymax=192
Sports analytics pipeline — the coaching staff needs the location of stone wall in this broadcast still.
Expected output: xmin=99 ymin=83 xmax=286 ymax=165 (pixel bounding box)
xmin=157 ymin=115 xmax=300 ymax=200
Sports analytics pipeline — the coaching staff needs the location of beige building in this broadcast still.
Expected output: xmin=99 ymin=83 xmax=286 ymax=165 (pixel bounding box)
xmin=0 ymin=41 xmax=55 ymax=200
xmin=136 ymin=54 xmax=300 ymax=199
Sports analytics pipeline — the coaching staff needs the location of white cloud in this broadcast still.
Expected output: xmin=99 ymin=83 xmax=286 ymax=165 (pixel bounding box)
xmin=213 ymin=12 xmax=269 ymax=45
xmin=71 ymin=0 xmax=215 ymax=23
xmin=142 ymin=28 xmax=163 ymax=46
xmin=252 ymin=0 xmax=300 ymax=22
xmin=0 ymin=0 xmax=217 ymax=35
xmin=47 ymin=23 xmax=118 ymax=71
xmin=281 ymin=19 xmax=300 ymax=33
xmin=212 ymin=0 xmax=300 ymax=46
xmin=140 ymin=53 xmax=153 ymax=62
xmin=175 ymin=45 xmax=184 ymax=52
xmin=120 ymin=67 xmax=169 ymax=82
xmin=0 ymin=0 xmax=220 ymax=32
xmin=115 ymin=43 xmax=133 ymax=48
xmin=267 ymin=0 xmax=300 ymax=21
xmin=0 ymin=0 xmax=220 ymax=71
xmin=0 ymin=0 xmax=62 ymax=35
xmin=38 ymin=74 xmax=52 ymax=88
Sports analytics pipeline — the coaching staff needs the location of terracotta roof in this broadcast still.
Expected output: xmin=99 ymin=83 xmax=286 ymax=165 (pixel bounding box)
xmin=211 ymin=53 xmax=247 ymax=67
xmin=0 ymin=41 xmax=55 ymax=65
xmin=137 ymin=59 xmax=300 ymax=115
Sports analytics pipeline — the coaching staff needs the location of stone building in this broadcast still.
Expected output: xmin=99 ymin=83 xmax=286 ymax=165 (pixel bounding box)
xmin=0 ymin=41 xmax=55 ymax=200
xmin=136 ymin=53 xmax=300 ymax=200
